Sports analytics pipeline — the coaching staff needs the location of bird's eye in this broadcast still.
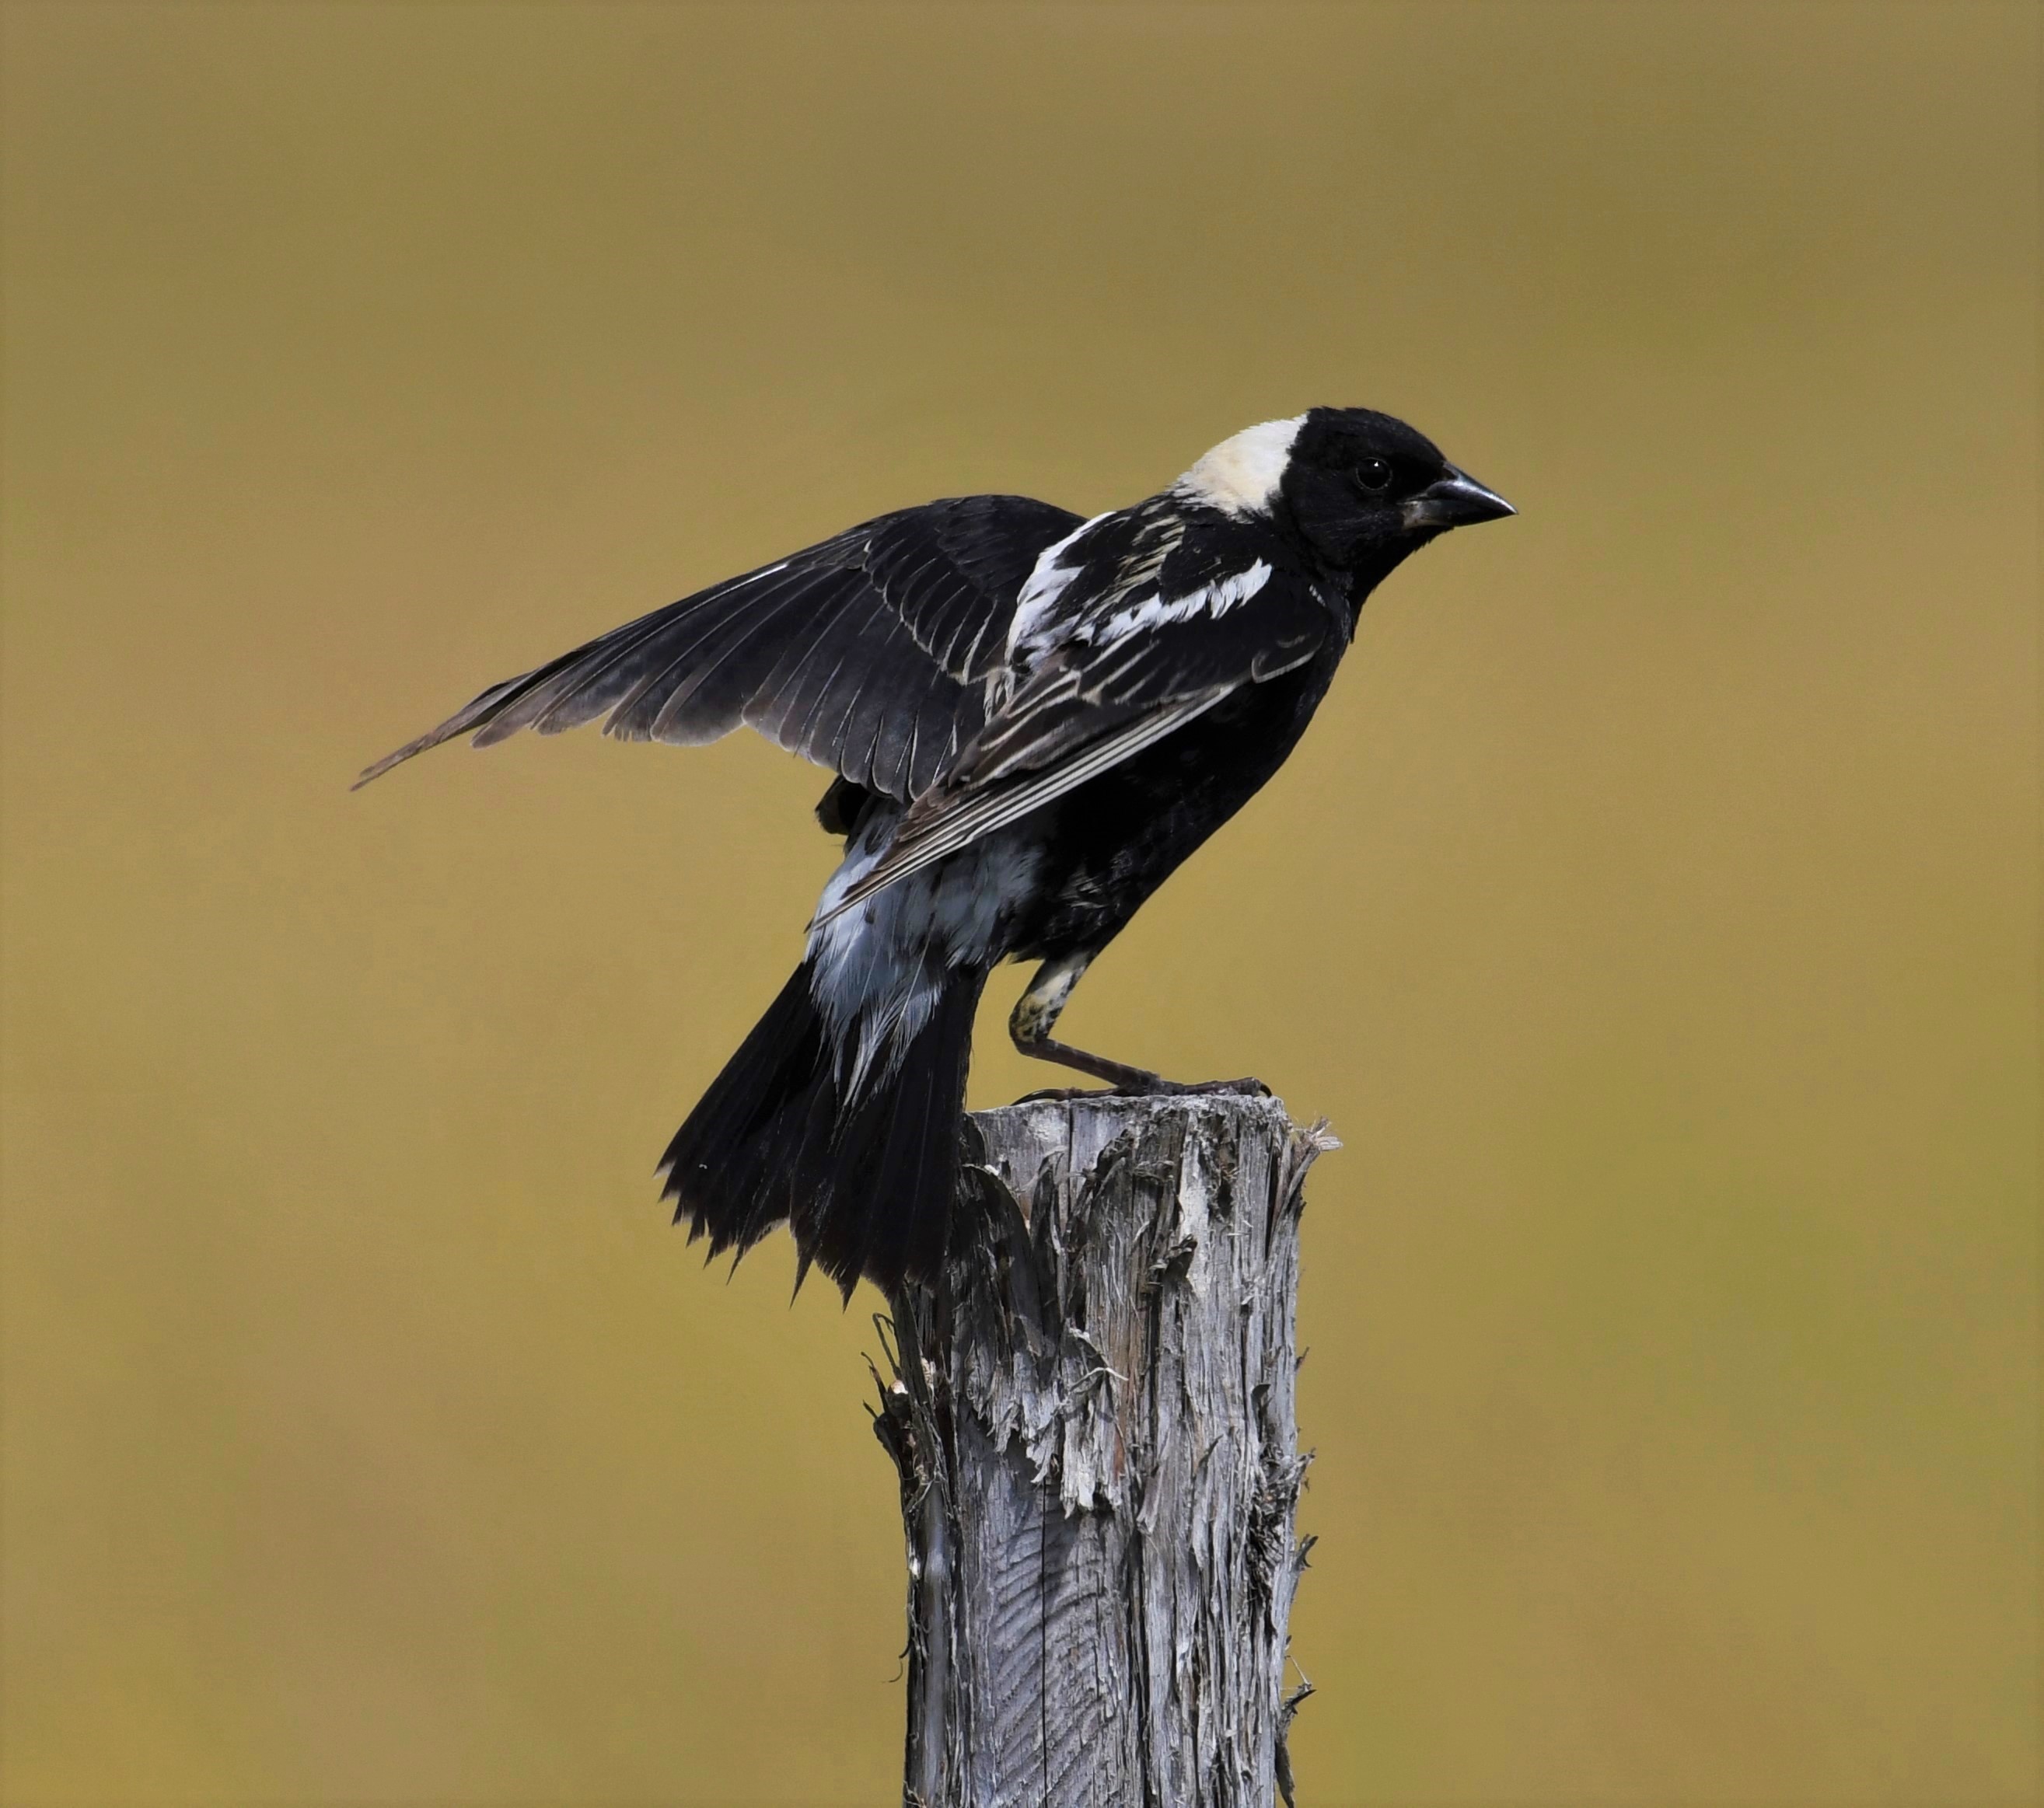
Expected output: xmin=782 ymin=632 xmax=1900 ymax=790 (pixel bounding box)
xmin=1356 ymin=458 xmax=1394 ymax=493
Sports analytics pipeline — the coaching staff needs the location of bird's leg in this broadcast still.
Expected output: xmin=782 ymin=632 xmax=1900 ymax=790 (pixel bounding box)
xmin=1008 ymin=953 xmax=1268 ymax=1101
xmin=1010 ymin=953 xmax=1151 ymax=1094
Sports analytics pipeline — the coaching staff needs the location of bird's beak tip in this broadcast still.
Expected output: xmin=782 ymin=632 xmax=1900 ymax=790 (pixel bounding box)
xmin=1405 ymin=467 xmax=1515 ymax=531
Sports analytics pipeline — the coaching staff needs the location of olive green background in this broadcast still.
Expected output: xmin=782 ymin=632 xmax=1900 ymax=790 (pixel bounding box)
xmin=2 ymin=2 xmax=2035 ymax=1803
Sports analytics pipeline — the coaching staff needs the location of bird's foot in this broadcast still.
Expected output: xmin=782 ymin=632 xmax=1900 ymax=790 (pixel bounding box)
xmin=1133 ymin=1074 xmax=1271 ymax=1098
xmin=1013 ymin=1074 xmax=1270 ymax=1105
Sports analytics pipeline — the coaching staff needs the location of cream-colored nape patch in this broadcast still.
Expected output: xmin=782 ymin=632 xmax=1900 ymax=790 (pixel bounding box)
xmin=1176 ymin=415 xmax=1305 ymax=516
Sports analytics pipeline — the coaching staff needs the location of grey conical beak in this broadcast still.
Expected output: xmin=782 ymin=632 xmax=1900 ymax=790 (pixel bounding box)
xmin=1403 ymin=466 xmax=1516 ymax=531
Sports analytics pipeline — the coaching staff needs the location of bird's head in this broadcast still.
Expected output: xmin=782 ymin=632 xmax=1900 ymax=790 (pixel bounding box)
xmin=1177 ymin=406 xmax=1514 ymax=587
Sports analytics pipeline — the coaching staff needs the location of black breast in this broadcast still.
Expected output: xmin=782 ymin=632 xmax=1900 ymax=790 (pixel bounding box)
xmin=1011 ymin=651 xmax=1343 ymax=962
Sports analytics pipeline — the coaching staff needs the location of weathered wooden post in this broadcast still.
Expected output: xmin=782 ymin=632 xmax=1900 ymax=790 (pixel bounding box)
xmin=874 ymin=1094 xmax=1335 ymax=1808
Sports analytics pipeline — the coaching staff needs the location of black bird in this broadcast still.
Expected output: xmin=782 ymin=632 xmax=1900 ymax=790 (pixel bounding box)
xmin=358 ymin=408 xmax=1512 ymax=1295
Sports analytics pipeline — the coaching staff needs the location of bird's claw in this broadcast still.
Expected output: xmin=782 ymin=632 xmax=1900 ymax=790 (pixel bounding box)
xmin=1013 ymin=1075 xmax=1270 ymax=1105
xmin=1134 ymin=1075 xmax=1271 ymax=1098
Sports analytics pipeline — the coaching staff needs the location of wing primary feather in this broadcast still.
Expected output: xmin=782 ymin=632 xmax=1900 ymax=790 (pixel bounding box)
xmin=820 ymin=619 xmax=927 ymax=791
xmin=641 ymin=577 xmax=842 ymax=743
xmin=513 ymin=613 xmax=704 ymax=737
xmin=753 ymin=632 xmax=861 ymax=780
xmin=894 ymin=710 xmax=924 ymax=802
xmin=486 ymin=561 xmax=800 ymax=744
xmin=351 ymin=671 xmax=543 ymax=787
xmin=352 ymin=563 xmax=800 ymax=784
xmin=739 ymin=586 xmax=864 ymax=746
xmin=606 ymin=577 xmax=824 ymax=742
xmin=801 ymin=653 xmax=879 ymax=783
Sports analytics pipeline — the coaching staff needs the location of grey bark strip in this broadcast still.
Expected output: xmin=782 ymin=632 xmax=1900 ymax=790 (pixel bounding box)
xmin=874 ymin=1094 xmax=1335 ymax=1808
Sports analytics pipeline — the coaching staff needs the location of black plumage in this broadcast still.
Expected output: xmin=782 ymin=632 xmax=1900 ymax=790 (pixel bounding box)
xmin=358 ymin=407 xmax=1513 ymax=1296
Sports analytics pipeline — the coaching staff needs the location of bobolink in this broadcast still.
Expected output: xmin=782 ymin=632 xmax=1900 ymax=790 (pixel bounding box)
xmin=360 ymin=408 xmax=1512 ymax=1293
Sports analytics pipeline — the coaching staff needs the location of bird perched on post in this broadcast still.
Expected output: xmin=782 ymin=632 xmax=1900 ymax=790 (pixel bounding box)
xmin=358 ymin=407 xmax=1512 ymax=1295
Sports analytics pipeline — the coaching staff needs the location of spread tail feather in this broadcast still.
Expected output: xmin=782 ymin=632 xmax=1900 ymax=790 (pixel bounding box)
xmin=659 ymin=960 xmax=984 ymax=1297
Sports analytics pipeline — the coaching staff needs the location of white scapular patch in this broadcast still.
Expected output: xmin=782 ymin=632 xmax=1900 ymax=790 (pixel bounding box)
xmin=1092 ymin=560 xmax=1273 ymax=646
xmin=807 ymin=812 xmax=1043 ymax=1097
xmin=1175 ymin=416 xmax=1305 ymax=517
xmin=1005 ymin=512 xmax=1108 ymax=668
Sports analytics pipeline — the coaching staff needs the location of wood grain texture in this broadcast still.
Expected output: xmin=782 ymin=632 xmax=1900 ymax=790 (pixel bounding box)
xmin=875 ymin=1094 xmax=1335 ymax=1808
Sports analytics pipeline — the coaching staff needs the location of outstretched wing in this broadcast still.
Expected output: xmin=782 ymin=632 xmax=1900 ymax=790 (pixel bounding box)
xmin=354 ymin=494 xmax=1082 ymax=803
xmin=822 ymin=507 xmax=1335 ymax=916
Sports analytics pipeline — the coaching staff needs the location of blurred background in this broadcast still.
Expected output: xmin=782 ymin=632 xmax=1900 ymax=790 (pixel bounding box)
xmin=2 ymin=2 xmax=2035 ymax=1803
